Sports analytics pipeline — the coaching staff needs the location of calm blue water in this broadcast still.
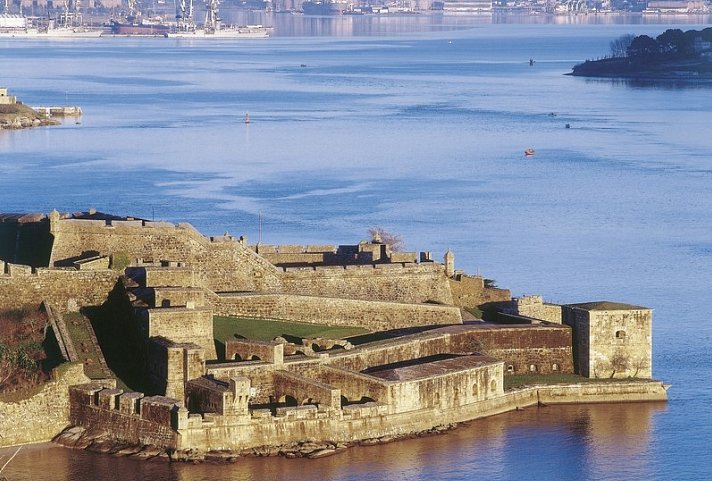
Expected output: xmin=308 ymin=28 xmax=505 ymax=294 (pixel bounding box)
xmin=1 ymin=14 xmax=711 ymax=481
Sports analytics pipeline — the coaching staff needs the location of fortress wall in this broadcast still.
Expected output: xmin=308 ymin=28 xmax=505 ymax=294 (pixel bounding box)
xmin=0 ymin=217 xmax=53 ymax=268
xmin=153 ymin=287 xmax=206 ymax=308
xmin=144 ymin=267 xmax=197 ymax=288
xmin=327 ymin=333 xmax=454 ymax=373
xmin=448 ymin=275 xmax=511 ymax=309
xmin=0 ymin=363 xmax=90 ymax=448
xmin=513 ymin=296 xmax=563 ymax=323
xmin=296 ymin=366 xmax=392 ymax=406
xmin=147 ymin=339 xmax=204 ymax=400
xmin=388 ymin=362 xmax=504 ymax=414
xmin=146 ymin=308 xmax=216 ymax=360
xmin=49 ymin=218 xmax=282 ymax=294
xmin=280 ymin=263 xmax=454 ymax=304
xmin=272 ymin=371 xmax=341 ymax=409
xmin=259 ymin=252 xmax=328 ymax=265
xmin=225 ymin=339 xmax=283 ymax=364
xmin=180 ymin=380 xmax=666 ymax=452
xmin=448 ymin=326 xmax=574 ymax=375
xmin=212 ymin=294 xmax=462 ymax=331
xmin=0 ymin=263 xmax=118 ymax=311
xmin=69 ymin=385 xmax=180 ymax=448
xmin=206 ymin=360 xmax=320 ymax=404
xmin=207 ymin=364 xmax=277 ymax=404
xmin=60 ymin=378 xmax=667 ymax=453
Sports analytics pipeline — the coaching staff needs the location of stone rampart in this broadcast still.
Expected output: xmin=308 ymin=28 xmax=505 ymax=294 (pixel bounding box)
xmin=272 ymin=370 xmax=342 ymax=409
xmin=61 ymin=370 xmax=668 ymax=454
xmin=253 ymin=243 xmax=418 ymax=267
xmin=510 ymin=295 xmax=563 ymax=323
xmin=142 ymin=307 xmax=216 ymax=359
xmin=0 ymin=363 xmax=90 ymax=447
xmin=142 ymin=266 xmax=197 ymax=288
xmin=69 ymin=384 xmax=181 ymax=448
xmin=225 ymin=339 xmax=284 ymax=364
xmin=185 ymin=377 xmax=250 ymax=417
xmin=385 ymin=360 xmax=503 ymax=414
xmin=153 ymin=287 xmax=206 ymax=308
xmin=48 ymin=217 xmax=282 ymax=294
xmin=0 ymin=262 xmax=119 ymax=311
xmin=328 ymin=331 xmax=455 ymax=373
xmin=212 ymin=293 xmax=462 ymax=331
xmin=280 ymin=263 xmax=454 ymax=304
xmin=317 ymin=366 xmax=392 ymax=405
xmin=147 ymin=337 xmax=205 ymax=400
xmin=448 ymin=275 xmax=511 ymax=309
xmin=206 ymin=358 xmax=319 ymax=404
xmin=447 ymin=324 xmax=574 ymax=375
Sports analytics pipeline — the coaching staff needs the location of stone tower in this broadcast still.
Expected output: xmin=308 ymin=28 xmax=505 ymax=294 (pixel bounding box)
xmin=563 ymin=301 xmax=652 ymax=379
xmin=444 ymin=249 xmax=455 ymax=278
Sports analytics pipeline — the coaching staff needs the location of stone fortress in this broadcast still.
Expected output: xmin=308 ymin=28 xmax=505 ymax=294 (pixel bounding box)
xmin=0 ymin=209 xmax=667 ymax=456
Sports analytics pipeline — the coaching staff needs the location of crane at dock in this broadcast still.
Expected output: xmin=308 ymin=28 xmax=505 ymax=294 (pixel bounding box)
xmin=175 ymin=0 xmax=196 ymax=31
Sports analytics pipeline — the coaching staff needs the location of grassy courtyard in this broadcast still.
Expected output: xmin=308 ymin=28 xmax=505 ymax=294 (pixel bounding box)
xmin=213 ymin=316 xmax=368 ymax=343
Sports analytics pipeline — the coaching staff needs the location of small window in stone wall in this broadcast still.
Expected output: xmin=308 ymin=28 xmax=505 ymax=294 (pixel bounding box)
xmin=616 ymin=330 xmax=626 ymax=339
xmin=507 ymin=365 xmax=514 ymax=373
xmin=472 ymin=384 xmax=478 ymax=397
xmin=529 ymin=364 xmax=537 ymax=372
xmin=552 ymin=363 xmax=559 ymax=371
xmin=490 ymin=380 xmax=497 ymax=392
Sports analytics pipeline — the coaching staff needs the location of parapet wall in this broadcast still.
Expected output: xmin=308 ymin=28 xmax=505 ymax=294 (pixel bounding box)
xmin=0 ymin=262 xmax=119 ymax=311
xmin=0 ymin=363 xmax=90 ymax=448
xmin=448 ymin=275 xmax=511 ymax=309
xmin=280 ymin=263 xmax=454 ymax=304
xmin=272 ymin=370 xmax=341 ymax=409
xmin=513 ymin=296 xmax=563 ymax=324
xmin=143 ymin=307 xmax=216 ymax=359
xmin=225 ymin=339 xmax=284 ymax=364
xmin=253 ymin=243 xmax=419 ymax=267
xmin=69 ymin=384 xmax=182 ymax=448
xmin=448 ymin=325 xmax=574 ymax=375
xmin=64 ymin=377 xmax=668 ymax=453
xmin=213 ymin=293 xmax=462 ymax=331
xmin=328 ymin=330 xmax=456 ymax=373
xmin=48 ymin=217 xmax=282 ymax=294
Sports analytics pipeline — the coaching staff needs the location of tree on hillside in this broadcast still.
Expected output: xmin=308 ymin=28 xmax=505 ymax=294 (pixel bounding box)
xmin=610 ymin=34 xmax=635 ymax=58
xmin=627 ymin=35 xmax=660 ymax=58
xmin=367 ymin=227 xmax=404 ymax=252
xmin=656 ymin=29 xmax=687 ymax=55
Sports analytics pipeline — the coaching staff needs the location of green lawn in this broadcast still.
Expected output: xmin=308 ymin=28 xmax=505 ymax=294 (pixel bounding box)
xmin=62 ymin=312 xmax=109 ymax=379
xmin=213 ymin=316 xmax=369 ymax=343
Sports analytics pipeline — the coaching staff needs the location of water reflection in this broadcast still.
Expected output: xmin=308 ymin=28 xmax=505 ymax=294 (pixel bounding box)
xmin=1 ymin=403 xmax=666 ymax=481
xmin=215 ymin=10 xmax=712 ymax=37
xmin=582 ymin=77 xmax=712 ymax=90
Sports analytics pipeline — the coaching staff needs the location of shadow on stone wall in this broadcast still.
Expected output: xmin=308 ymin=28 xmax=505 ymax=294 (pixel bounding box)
xmin=84 ymin=280 xmax=145 ymax=391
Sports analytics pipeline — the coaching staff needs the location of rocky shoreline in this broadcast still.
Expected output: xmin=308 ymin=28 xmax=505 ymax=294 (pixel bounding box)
xmin=0 ymin=91 xmax=62 ymax=130
xmin=0 ymin=115 xmax=59 ymax=130
xmin=53 ymin=423 xmax=458 ymax=463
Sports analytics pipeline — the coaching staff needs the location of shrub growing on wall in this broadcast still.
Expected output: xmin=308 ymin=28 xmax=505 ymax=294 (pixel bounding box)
xmin=110 ymin=251 xmax=131 ymax=271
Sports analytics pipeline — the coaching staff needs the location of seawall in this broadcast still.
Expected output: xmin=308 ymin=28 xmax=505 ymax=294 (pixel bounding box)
xmin=63 ymin=379 xmax=667 ymax=454
xmin=0 ymin=363 xmax=91 ymax=448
